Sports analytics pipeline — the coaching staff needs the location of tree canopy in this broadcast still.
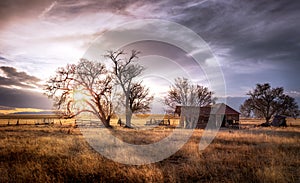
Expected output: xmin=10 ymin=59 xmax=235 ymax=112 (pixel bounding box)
xmin=129 ymin=82 xmax=154 ymax=114
xmin=45 ymin=50 xmax=153 ymax=128
xmin=164 ymin=77 xmax=216 ymax=110
xmin=240 ymin=83 xmax=299 ymax=123
xmin=45 ymin=59 xmax=113 ymax=127
xmin=105 ymin=50 xmax=152 ymax=127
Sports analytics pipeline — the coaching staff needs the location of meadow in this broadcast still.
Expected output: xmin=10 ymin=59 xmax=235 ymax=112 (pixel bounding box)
xmin=0 ymin=115 xmax=299 ymax=182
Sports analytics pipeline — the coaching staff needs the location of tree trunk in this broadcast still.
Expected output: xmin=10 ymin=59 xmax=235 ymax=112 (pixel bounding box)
xmin=125 ymin=95 xmax=132 ymax=128
xmin=101 ymin=116 xmax=111 ymax=128
xmin=265 ymin=116 xmax=271 ymax=125
xmin=106 ymin=115 xmax=111 ymax=128
xmin=102 ymin=120 xmax=110 ymax=128
xmin=125 ymin=106 xmax=132 ymax=128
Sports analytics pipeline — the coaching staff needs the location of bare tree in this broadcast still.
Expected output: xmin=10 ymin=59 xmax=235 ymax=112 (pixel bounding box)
xmin=105 ymin=50 xmax=145 ymax=127
xmin=129 ymin=82 xmax=154 ymax=114
xmin=44 ymin=59 xmax=113 ymax=127
xmin=240 ymin=83 xmax=299 ymax=123
xmin=164 ymin=77 xmax=216 ymax=109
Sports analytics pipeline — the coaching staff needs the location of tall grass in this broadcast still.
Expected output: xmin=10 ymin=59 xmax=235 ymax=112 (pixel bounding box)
xmin=0 ymin=118 xmax=299 ymax=182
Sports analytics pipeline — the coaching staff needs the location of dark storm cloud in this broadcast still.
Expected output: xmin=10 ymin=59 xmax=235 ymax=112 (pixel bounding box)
xmin=45 ymin=0 xmax=299 ymax=92
xmin=0 ymin=66 xmax=41 ymax=88
xmin=0 ymin=86 xmax=52 ymax=109
xmin=160 ymin=0 xmax=300 ymax=63
xmin=0 ymin=66 xmax=51 ymax=110
xmin=114 ymin=0 xmax=300 ymax=70
xmin=0 ymin=0 xmax=299 ymax=102
xmin=2 ymin=0 xmax=299 ymax=65
xmin=154 ymin=0 xmax=300 ymax=95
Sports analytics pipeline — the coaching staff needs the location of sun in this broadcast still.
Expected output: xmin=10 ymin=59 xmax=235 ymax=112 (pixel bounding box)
xmin=73 ymin=88 xmax=89 ymax=109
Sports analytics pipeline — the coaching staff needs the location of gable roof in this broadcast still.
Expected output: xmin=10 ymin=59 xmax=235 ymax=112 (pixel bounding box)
xmin=211 ymin=103 xmax=240 ymax=115
xmin=175 ymin=103 xmax=240 ymax=116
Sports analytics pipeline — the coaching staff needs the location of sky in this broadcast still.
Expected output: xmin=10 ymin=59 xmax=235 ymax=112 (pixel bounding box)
xmin=0 ymin=0 xmax=299 ymax=113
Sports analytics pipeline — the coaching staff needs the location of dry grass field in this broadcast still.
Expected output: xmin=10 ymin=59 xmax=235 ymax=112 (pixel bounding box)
xmin=0 ymin=116 xmax=299 ymax=182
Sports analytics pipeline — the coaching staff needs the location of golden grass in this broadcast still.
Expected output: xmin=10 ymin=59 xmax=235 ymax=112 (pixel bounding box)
xmin=0 ymin=115 xmax=75 ymax=126
xmin=240 ymin=117 xmax=300 ymax=128
xmin=0 ymin=118 xmax=299 ymax=182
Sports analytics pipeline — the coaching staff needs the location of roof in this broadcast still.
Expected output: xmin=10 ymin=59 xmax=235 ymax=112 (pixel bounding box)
xmin=211 ymin=103 xmax=240 ymax=115
xmin=175 ymin=103 xmax=240 ymax=115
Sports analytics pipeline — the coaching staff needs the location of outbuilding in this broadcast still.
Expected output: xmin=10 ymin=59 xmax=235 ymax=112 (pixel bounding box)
xmin=175 ymin=103 xmax=240 ymax=128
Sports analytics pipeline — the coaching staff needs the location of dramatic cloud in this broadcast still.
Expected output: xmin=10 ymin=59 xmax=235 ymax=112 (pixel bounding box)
xmin=0 ymin=0 xmax=299 ymax=110
xmin=0 ymin=66 xmax=41 ymax=89
xmin=164 ymin=0 xmax=300 ymax=94
xmin=0 ymin=86 xmax=52 ymax=109
xmin=0 ymin=66 xmax=51 ymax=110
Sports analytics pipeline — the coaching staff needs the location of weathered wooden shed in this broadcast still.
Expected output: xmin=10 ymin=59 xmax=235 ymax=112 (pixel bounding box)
xmin=175 ymin=103 xmax=240 ymax=128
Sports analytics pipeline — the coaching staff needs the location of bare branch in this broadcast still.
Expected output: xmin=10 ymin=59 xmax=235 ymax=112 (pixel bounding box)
xmin=164 ymin=77 xmax=216 ymax=110
xmin=105 ymin=49 xmax=150 ymax=127
xmin=44 ymin=59 xmax=113 ymax=127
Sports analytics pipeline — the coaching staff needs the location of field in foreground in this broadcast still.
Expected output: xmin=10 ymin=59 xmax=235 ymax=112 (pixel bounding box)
xmin=0 ymin=119 xmax=299 ymax=182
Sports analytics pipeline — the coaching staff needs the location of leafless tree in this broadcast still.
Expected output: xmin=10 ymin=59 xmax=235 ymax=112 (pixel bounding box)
xmin=44 ymin=59 xmax=113 ymax=127
xmin=105 ymin=50 xmax=145 ymax=127
xmin=240 ymin=83 xmax=299 ymax=123
xmin=129 ymin=82 xmax=154 ymax=114
xmin=164 ymin=77 xmax=216 ymax=109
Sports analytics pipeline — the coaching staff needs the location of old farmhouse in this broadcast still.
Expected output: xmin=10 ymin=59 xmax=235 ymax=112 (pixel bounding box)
xmin=175 ymin=103 xmax=240 ymax=128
